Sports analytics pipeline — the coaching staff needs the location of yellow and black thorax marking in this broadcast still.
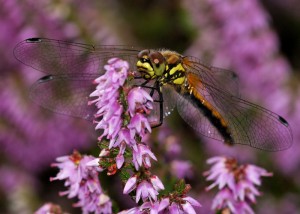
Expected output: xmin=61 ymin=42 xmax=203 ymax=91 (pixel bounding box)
xmin=136 ymin=49 xmax=186 ymax=85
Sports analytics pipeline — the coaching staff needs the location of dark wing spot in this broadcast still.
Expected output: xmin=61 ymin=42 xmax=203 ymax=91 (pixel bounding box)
xmin=278 ymin=115 xmax=289 ymax=127
xmin=26 ymin=38 xmax=42 ymax=43
xmin=38 ymin=75 xmax=54 ymax=83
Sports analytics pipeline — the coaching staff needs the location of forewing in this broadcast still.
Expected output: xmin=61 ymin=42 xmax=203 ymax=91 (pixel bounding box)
xmin=13 ymin=38 xmax=140 ymax=75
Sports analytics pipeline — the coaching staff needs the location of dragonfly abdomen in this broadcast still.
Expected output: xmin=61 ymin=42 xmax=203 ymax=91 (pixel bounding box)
xmin=187 ymin=89 xmax=234 ymax=145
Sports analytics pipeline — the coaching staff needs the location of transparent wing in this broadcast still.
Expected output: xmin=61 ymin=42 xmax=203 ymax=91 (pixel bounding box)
xmin=14 ymin=38 xmax=141 ymax=119
xmin=178 ymin=66 xmax=292 ymax=151
xmin=30 ymin=74 xmax=163 ymax=122
xmin=183 ymin=56 xmax=239 ymax=97
xmin=13 ymin=38 xmax=140 ymax=75
xmin=161 ymin=85 xmax=177 ymax=118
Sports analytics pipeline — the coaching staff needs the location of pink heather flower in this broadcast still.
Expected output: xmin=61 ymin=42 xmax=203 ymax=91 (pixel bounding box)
xmin=204 ymin=156 xmax=272 ymax=214
xmin=51 ymin=151 xmax=112 ymax=214
xmin=95 ymin=102 xmax=123 ymax=140
xmin=120 ymin=196 xmax=201 ymax=214
xmin=118 ymin=207 xmax=142 ymax=214
xmin=170 ymin=160 xmax=194 ymax=179
xmin=115 ymin=142 xmax=127 ymax=168
xmin=110 ymin=128 xmax=136 ymax=149
xmin=122 ymin=175 xmax=201 ymax=213
xmin=123 ymin=175 xmax=138 ymax=194
xmin=163 ymin=196 xmax=201 ymax=214
xmin=92 ymin=58 xmax=129 ymax=90
xmin=132 ymin=144 xmax=157 ymax=170
xmin=150 ymin=175 xmax=164 ymax=192
xmin=205 ymin=156 xmax=236 ymax=191
xmin=211 ymin=188 xmax=236 ymax=211
xmin=128 ymin=113 xmax=152 ymax=139
xmin=90 ymin=58 xmax=155 ymax=172
xmin=165 ymin=136 xmax=182 ymax=157
xmin=35 ymin=203 xmax=63 ymax=214
xmin=105 ymin=58 xmax=129 ymax=86
xmin=123 ymin=174 xmax=164 ymax=203
xmin=89 ymin=58 xmax=129 ymax=141
xmin=90 ymin=58 xmax=167 ymax=210
xmin=127 ymin=87 xmax=153 ymax=117
xmin=136 ymin=180 xmax=160 ymax=203
xmin=140 ymin=197 xmax=170 ymax=213
xmin=211 ymin=188 xmax=255 ymax=214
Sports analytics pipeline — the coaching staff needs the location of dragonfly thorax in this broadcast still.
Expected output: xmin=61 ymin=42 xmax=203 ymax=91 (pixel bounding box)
xmin=136 ymin=49 xmax=186 ymax=85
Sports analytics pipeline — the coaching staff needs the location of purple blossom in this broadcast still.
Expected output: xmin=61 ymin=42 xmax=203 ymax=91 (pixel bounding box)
xmin=51 ymin=151 xmax=112 ymax=214
xmin=36 ymin=57 xmax=203 ymax=213
xmin=115 ymin=142 xmax=127 ymax=168
xmin=89 ymin=58 xmax=156 ymax=173
xmin=120 ymin=196 xmax=201 ymax=214
xmin=150 ymin=175 xmax=165 ymax=192
xmin=204 ymin=156 xmax=272 ymax=213
xmin=164 ymin=136 xmax=182 ymax=158
xmin=2 ymin=1 xmax=127 ymax=213
xmin=128 ymin=113 xmax=152 ymax=140
xmin=123 ymin=174 xmax=164 ymax=203
xmin=110 ymin=128 xmax=136 ymax=150
xmin=212 ymin=188 xmax=255 ymax=214
xmin=35 ymin=203 xmax=63 ymax=214
xmin=90 ymin=59 xmax=152 ymax=149
xmin=170 ymin=160 xmax=194 ymax=179
xmin=132 ymin=144 xmax=157 ymax=170
xmin=140 ymin=198 xmax=170 ymax=213
xmin=167 ymin=196 xmax=201 ymax=214
xmin=123 ymin=175 xmax=138 ymax=194
xmin=155 ymin=196 xmax=201 ymax=214
xmin=90 ymin=58 xmax=129 ymax=141
xmin=89 ymin=58 xmax=169 ymax=211
xmin=136 ymin=180 xmax=159 ymax=203
xmin=127 ymin=87 xmax=153 ymax=117
xmin=118 ymin=207 xmax=141 ymax=214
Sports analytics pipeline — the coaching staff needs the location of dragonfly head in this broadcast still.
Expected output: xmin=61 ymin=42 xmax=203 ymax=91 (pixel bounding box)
xmin=137 ymin=49 xmax=166 ymax=79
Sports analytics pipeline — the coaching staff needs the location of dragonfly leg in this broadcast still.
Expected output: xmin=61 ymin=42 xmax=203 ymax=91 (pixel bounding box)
xmin=135 ymin=81 xmax=164 ymax=128
xmin=151 ymin=89 xmax=163 ymax=128
xmin=143 ymin=82 xmax=163 ymax=128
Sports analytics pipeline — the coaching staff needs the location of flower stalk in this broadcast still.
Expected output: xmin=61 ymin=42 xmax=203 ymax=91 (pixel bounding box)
xmin=88 ymin=58 xmax=201 ymax=213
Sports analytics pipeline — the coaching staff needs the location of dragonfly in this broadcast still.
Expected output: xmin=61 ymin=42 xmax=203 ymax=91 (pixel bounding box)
xmin=14 ymin=38 xmax=293 ymax=151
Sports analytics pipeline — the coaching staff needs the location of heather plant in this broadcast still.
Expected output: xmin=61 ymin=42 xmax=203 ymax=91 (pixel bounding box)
xmin=2 ymin=0 xmax=300 ymax=213
xmin=34 ymin=58 xmax=274 ymax=214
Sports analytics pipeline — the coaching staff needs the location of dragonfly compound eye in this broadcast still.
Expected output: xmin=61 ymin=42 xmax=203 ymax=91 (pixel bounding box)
xmin=137 ymin=49 xmax=155 ymax=79
xmin=137 ymin=49 xmax=150 ymax=61
xmin=149 ymin=51 xmax=166 ymax=76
